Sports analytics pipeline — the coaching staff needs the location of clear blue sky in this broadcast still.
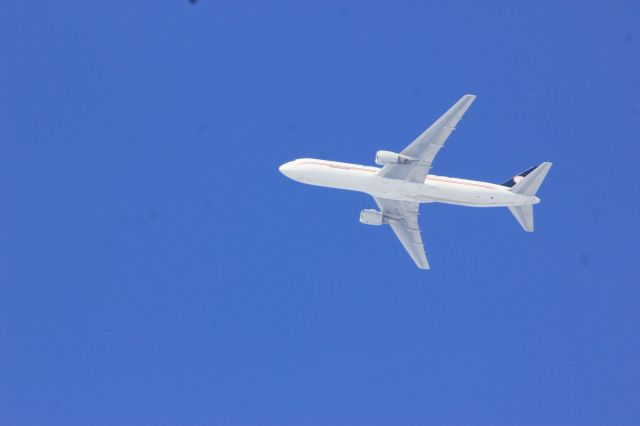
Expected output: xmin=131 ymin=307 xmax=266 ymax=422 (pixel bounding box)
xmin=1 ymin=1 xmax=639 ymax=425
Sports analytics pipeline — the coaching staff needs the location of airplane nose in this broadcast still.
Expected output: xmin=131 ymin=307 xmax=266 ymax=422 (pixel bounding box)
xmin=279 ymin=162 xmax=293 ymax=178
xmin=279 ymin=161 xmax=306 ymax=182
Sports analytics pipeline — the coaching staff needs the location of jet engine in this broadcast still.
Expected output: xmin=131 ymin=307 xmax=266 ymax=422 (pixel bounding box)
xmin=359 ymin=209 xmax=389 ymax=225
xmin=375 ymin=150 xmax=415 ymax=166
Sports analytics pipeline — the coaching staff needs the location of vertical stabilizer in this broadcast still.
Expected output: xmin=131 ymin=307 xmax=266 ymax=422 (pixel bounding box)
xmin=503 ymin=162 xmax=552 ymax=232
xmin=509 ymin=162 xmax=552 ymax=196
xmin=508 ymin=205 xmax=534 ymax=232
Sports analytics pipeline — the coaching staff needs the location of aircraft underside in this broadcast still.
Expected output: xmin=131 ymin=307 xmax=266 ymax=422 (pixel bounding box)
xmin=279 ymin=94 xmax=551 ymax=269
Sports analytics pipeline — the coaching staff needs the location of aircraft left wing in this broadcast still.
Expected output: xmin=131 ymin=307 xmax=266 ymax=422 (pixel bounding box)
xmin=374 ymin=197 xmax=429 ymax=270
xmin=379 ymin=94 xmax=476 ymax=183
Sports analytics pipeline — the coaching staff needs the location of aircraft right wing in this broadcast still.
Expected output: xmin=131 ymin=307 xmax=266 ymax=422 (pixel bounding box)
xmin=374 ymin=197 xmax=429 ymax=270
xmin=378 ymin=94 xmax=476 ymax=183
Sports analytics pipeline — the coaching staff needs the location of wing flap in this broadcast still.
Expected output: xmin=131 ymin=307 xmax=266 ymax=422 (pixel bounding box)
xmin=374 ymin=197 xmax=429 ymax=270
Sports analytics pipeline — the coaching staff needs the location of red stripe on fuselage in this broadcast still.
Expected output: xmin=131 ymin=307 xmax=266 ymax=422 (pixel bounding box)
xmin=296 ymin=161 xmax=496 ymax=190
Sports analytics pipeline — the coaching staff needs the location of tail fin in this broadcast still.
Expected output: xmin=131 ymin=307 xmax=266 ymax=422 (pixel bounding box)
xmin=505 ymin=162 xmax=553 ymax=196
xmin=503 ymin=162 xmax=552 ymax=232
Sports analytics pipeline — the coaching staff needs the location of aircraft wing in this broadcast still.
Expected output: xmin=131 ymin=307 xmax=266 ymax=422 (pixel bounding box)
xmin=374 ymin=197 xmax=429 ymax=269
xmin=378 ymin=94 xmax=476 ymax=183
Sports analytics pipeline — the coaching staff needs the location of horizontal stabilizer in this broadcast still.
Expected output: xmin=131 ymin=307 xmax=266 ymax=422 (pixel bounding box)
xmin=508 ymin=205 xmax=534 ymax=232
xmin=509 ymin=162 xmax=552 ymax=196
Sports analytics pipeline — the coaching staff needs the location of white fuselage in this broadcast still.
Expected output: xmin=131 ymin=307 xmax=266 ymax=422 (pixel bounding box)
xmin=279 ymin=158 xmax=539 ymax=207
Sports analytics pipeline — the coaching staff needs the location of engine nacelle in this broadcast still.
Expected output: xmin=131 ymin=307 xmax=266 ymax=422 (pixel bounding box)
xmin=359 ymin=209 xmax=386 ymax=225
xmin=375 ymin=150 xmax=415 ymax=166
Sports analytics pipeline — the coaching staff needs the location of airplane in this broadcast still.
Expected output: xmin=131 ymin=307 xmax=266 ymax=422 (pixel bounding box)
xmin=279 ymin=94 xmax=552 ymax=269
